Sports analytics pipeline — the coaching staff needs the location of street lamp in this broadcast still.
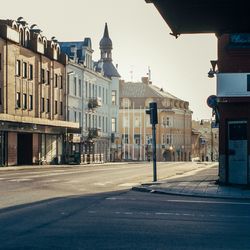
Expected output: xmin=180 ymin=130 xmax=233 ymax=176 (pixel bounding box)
xmin=200 ymin=119 xmax=214 ymax=162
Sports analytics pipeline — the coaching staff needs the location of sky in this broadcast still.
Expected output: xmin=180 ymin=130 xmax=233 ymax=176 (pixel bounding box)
xmin=1 ymin=0 xmax=217 ymax=120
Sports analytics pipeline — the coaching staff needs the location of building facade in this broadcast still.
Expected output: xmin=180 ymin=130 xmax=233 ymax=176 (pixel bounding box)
xmin=216 ymin=34 xmax=250 ymax=185
xmin=0 ymin=18 xmax=79 ymax=166
xmin=118 ymin=77 xmax=192 ymax=161
xmin=60 ymin=23 xmax=120 ymax=164
xmin=192 ymin=120 xmax=219 ymax=162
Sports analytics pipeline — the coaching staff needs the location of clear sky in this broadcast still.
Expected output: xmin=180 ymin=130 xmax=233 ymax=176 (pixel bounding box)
xmin=2 ymin=0 xmax=217 ymax=120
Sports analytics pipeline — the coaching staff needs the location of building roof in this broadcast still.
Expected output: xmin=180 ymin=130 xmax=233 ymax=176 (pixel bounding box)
xmin=120 ymin=80 xmax=181 ymax=100
xmin=102 ymin=61 xmax=120 ymax=78
xmin=146 ymin=0 xmax=250 ymax=36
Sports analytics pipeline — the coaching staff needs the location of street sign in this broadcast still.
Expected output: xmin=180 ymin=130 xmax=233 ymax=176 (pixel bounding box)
xmin=207 ymin=95 xmax=217 ymax=108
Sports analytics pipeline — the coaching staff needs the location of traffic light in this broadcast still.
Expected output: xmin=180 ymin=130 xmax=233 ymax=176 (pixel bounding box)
xmin=145 ymin=102 xmax=158 ymax=125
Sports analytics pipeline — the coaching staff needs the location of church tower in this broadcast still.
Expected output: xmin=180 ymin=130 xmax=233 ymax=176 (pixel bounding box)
xmin=98 ymin=23 xmax=120 ymax=78
xmin=100 ymin=23 xmax=113 ymax=61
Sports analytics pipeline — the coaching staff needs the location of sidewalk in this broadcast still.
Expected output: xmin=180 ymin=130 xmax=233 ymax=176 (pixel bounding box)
xmin=133 ymin=163 xmax=250 ymax=199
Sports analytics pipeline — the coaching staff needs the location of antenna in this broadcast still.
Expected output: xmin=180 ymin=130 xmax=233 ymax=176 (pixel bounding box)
xmin=147 ymin=66 xmax=151 ymax=81
xmin=130 ymin=65 xmax=134 ymax=82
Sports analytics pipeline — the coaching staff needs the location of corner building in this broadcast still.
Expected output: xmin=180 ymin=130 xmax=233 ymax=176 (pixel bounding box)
xmin=0 ymin=18 xmax=79 ymax=166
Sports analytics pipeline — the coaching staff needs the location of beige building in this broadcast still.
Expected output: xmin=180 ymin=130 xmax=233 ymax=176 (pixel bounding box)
xmin=118 ymin=77 xmax=192 ymax=161
xmin=0 ymin=18 xmax=78 ymax=166
xmin=192 ymin=120 xmax=219 ymax=161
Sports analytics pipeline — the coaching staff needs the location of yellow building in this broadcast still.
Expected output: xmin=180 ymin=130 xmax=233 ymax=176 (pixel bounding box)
xmin=118 ymin=77 xmax=192 ymax=161
xmin=0 ymin=18 xmax=78 ymax=166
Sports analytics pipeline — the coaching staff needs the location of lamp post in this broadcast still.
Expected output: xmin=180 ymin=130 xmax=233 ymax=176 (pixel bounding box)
xmin=200 ymin=119 xmax=214 ymax=162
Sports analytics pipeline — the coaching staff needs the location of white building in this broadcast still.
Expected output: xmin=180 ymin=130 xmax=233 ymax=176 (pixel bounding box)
xmin=60 ymin=23 xmax=120 ymax=163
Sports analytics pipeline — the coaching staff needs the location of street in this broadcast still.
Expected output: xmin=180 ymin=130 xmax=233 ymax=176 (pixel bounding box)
xmin=0 ymin=162 xmax=250 ymax=249
xmin=0 ymin=162 xmax=203 ymax=209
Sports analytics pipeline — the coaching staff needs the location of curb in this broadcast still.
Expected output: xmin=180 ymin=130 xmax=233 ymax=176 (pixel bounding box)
xmin=132 ymin=185 xmax=250 ymax=200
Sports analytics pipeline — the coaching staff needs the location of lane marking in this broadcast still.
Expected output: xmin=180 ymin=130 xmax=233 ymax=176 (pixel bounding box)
xmin=105 ymin=197 xmax=250 ymax=206
xmin=118 ymin=183 xmax=139 ymax=187
xmin=168 ymin=199 xmax=250 ymax=205
xmin=87 ymin=210 xmax=250 ymax=219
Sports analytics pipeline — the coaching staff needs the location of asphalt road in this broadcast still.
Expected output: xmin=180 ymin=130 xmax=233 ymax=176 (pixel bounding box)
xmin=1 ymin=162 xmax=249 ymax=250
xmin=0 ymin=162 xmax=206 ymax=209
xmin=0 ymin=190 xmax=250 ymax=250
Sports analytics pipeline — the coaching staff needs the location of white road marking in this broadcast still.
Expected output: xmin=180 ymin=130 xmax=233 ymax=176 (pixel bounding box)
xmin=168 ymin=199 xmax=250 ymax=205
xmin=118 ymin=183 xmax=139 ymax=187
xmin=9 ymin=178 xmax=32 ymax=182
xmin=93 ymin=181 xmax=112 ymax=186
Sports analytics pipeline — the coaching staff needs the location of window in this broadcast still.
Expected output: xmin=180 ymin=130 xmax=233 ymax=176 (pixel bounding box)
xmin=29 ymin=95 xmax=33 ymax=110
xmin=112 ymin=90 xmax=116 ymax=105
xmin=89 ymin=83 xmax=91 ymax=97
xmin=79 ymin=112 xmax=82 ymax=126
xmin=23 ymin=62 xmax=27 ymax=78
xmin=0 ymin=53 xmax=2 ymax=71
xmin=23 ymin=94 xmax=27 ymax=109
xmin=29 ymin=64 xmax=33 ymax=80
xmin=123 ymin=116 xmax=128 ymax=127
xmin=162 ymin=117 xmax=170 ymax=127
xmin=55 ymin=74 xmax=58 ymax=87
xmin=106 ymin=117 xmax=108 ymax=132
xmin=74 ymin=111 xmax=77 ymax=122
xmin=41 ymin=69 xmax=45 ymax=83
xmin=134 ymin=135 xmax=140 ymax=145
xmin=60 ymin=101 xmax=63 ymax=115
xmin=111 ymin=118 xmax=116 ymax=132
xmin=60 ymin=75 xmax=63 ymax=89
xmin=79 ymin=79 xmax=82 ymax=97
xmin=123 ymin=134 xmax=128 ymax=144
xmin=16 ymin=60 xmax=21 ymax=76
xmin=47 ymin=99 xmax=50 ymax=113
xmin=135 ymin=116 xmax=140 ymax=127
xmin=85 ymin=81 xmax=88 ymax=98
xmin=247 ymin=75 xmax=250 ymax=91
xmin=47 ymin=70 xmax=50 ymax=85
xmin=16 ymin=92 xmax=21 ymax=108
xmin=41 ymin=97 xmax=45 ymax=112
xmin=74 ymin=77 xmax=77 ymax=96
xmin=54 ymin=100 xmax=58 ymax=114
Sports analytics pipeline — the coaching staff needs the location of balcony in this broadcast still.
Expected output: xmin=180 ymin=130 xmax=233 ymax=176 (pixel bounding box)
xmin=88 ymin=128 xmax=101 ymax=139
xmin=88 ymin=97 xmax=102 ymax=109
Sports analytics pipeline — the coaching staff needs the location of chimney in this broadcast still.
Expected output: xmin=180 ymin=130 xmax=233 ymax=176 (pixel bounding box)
xmin=141 ymin=76 xmax=149 ymax=84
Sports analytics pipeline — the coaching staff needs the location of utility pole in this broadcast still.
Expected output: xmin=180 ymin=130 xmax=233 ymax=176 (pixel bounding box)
xmin=146 ymin=102 xmax=158 ymax=182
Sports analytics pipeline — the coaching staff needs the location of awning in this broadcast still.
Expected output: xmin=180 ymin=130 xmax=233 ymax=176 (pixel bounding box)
xmin=146 ymin=0 xmax=250 ymax=36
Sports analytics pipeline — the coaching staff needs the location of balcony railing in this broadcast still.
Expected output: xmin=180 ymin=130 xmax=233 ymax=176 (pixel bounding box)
xmin=88 ymin=97 xmax=102 ymax=109
xmin=88 ymin=128 xmax=101 ymax=139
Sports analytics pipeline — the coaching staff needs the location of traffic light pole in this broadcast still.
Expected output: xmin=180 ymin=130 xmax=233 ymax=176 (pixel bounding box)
xmin=152 ymin=123 xmax=157 ymax=182
xmin=145 ymin=102 xmax=158 ymax=182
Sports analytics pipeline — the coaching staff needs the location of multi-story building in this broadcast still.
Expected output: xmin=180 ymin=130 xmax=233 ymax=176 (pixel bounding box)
xmin=0 ymin=18 xmax=79 ymax=166
xmin=192 ymin=120 xmax=219 ymax=162
xmin=119 ymin=77 xmax=192 ymax=161
xmin=60 ymin=23 xmax=120 ymax=163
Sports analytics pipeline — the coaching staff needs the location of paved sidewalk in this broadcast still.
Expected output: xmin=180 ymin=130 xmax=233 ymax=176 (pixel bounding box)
xmin=133 ymin=163 xmax=250 ymax=199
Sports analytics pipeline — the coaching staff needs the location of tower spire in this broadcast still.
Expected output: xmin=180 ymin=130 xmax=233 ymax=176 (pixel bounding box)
xmin=99 ymin=23 xmax=113 ymax=61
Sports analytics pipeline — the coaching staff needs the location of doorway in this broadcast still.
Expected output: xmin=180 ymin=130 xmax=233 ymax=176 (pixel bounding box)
xmin=18 ymin=133 xmax=33 ymax=165
xmin=228 ymin=121 xmax=248 ymax=184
